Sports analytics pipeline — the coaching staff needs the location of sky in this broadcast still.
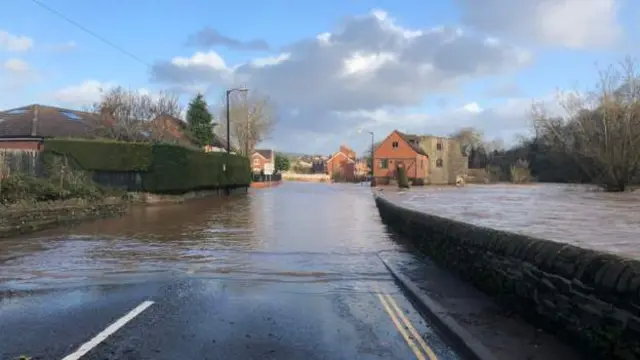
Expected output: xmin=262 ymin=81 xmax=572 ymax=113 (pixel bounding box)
xmin=1 ymin=0 xmax=638 ymax=154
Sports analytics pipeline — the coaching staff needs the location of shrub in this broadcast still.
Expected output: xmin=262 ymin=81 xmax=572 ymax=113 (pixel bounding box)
xmin=397 ymin=166 xmax=410 ymax=188
xmin=43 ymin=138 xmax=153 ymax=171
xmin=42 ymin=138 xmax=250 ymax=194
xmin=141 ymin=144 xmax=250 ymax=194
xmin=510 ymin=159 xmax=532 ymax=184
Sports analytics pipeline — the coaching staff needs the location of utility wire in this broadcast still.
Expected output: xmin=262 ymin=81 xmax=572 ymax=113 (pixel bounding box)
xmin=30 ymin=0 xmax=151 ymax=67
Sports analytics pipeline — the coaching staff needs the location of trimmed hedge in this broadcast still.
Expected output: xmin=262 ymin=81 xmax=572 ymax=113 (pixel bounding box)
xmin=44 ymin=138 xmax=152 ymax=171
xmin=43 ymin=139 xmax=250 ymax=194
xmin=141 ymin=144 xmax=250 ymax=194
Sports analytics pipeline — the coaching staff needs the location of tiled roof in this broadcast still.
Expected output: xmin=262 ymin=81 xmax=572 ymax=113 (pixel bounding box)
xmin=255 ymin=149 xmax=274 ymax=159
xmin=0 ymin=104 xmax=99 ymax=138
xmin=395 ymin=130 xmax=428 ymax=156
xmin=0 ymin=104 xmax=195 ymax=147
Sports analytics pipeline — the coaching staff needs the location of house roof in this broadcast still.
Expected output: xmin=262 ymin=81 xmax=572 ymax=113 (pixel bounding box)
xmin=0 ymin=104 xmax=197 ymax=146
xmin=327 ymin=150 xmax=355 ymax=164
xmin=0 ymin=104 xmax=100 ymax=138
xmin=254 ymin=149 xmax=274 ymax=159
xmin=395 ymin=130 xmax=428 ymax=156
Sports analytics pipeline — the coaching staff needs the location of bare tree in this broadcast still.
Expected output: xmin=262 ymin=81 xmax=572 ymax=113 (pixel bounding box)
xmin=450 ymin=127 xmax=485 ymax=150
xmin=532 ymin=58 xmax=640 ymax=191
xmin=90 ymin=86 xmax=183 ymax=142
xmin=216 ymin=90 xmax=276 ymax=155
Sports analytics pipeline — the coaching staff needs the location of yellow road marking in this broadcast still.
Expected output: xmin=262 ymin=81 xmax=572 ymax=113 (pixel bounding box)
xmin=382 ymin=292 xmax=438 ymax=360
xmin=374 ymin=283 xmax=438 ymax=360
xmin=376 ymin=292 xmax=426 ymax=360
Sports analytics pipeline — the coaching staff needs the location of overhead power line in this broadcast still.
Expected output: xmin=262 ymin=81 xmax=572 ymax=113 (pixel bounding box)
xmin=30 ymin=0 xmax=151 ymax=67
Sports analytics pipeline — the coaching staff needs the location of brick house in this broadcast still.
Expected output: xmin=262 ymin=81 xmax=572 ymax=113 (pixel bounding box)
xmin=373 ymin=130 xmax=429 ymax=184
xmin=326 ymin=145 xmax=356 ymax=181
xmin=251 ymin=149 xmax=275 ymax=173
xmin=373 ymin=129 xmax=468 ymax=185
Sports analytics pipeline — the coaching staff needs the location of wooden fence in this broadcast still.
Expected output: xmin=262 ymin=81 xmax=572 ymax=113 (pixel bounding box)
xmin=0 ymin=150 xmax=45 ymax=177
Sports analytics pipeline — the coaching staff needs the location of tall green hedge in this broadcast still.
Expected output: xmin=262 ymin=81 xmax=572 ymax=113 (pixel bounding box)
xmin=42 ymin=139 xmax=250 ymax=194
xmin=44 ymin=138 xmax=152 ymax=171
xmin=141 ymin=144 xmax=250 ymax=193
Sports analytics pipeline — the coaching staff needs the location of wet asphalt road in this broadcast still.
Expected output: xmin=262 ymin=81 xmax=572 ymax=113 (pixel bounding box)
xmin=1 ymin=278 xmax=461 ymax=359
xmin=1 ymin=183 xmax=464 ymax=359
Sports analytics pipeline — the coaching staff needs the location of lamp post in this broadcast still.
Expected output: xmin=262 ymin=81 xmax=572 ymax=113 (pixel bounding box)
xmin=358 ymin=129 xmax=375 ymax=186
xmin=225 ymin=87 xmax=249 ymax=154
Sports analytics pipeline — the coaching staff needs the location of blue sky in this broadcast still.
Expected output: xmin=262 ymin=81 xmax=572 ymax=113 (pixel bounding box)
xmin=1 ymin=0 xmax=638 ymax=154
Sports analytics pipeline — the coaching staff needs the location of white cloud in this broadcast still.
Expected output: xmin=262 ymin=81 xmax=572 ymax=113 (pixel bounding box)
xmin=0 ymin=30 xmax=34 ymax=52
xmin=462 ymin=102 xmax=483 ymax=113
xmin=52 ymin=80 xmax=116 ymax=107
xmin=2 ymin=58 xmax=29 ymax=73
xmin=250 ymin=53 xmax=291 ymax=68
xmin=342 ymin=95 xmax=560 ymax=149
xmin=47 ymin=40 xmax=77 ymax=53
xmin=150 ymin=9 xmax=531 ymax=152
xmin=458 ymin=0 xmax=622 ymax=49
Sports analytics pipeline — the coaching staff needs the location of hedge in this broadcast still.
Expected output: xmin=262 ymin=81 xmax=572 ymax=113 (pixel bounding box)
xmin=44 ymin=138 xmax=153 ymax=171
xmin=42 ymin=139 xmax=251 ymax=194
xmin=141 ymin=144 xmax=250 ymax=193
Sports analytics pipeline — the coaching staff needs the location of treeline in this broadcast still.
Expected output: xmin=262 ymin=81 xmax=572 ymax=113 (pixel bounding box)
xmin=458 ymin=59 xmax=640 ymax=191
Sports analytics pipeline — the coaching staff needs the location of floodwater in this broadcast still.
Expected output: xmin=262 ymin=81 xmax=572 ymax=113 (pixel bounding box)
xmin=2 ymin=182 xmax=639 ymax=291
xmin=0 ymin=182 xmax=405 ymax=291
xmin=383 ymin=183 xmax=640 ymax=259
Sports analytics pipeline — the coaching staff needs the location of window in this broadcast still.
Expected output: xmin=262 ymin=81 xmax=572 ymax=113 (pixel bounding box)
xmin=436 ymin=158 xmax=444 ymax=167
xmin=253 ymin=158 xmax=260 ymax=165
xmin=392 ymin=141 xmax=399 ymax=149
xmin=59 ymin=110 xmax=82 ymax=121
xmin=379 ymin=159 xmax=389 ymax=169
xmin=436 ymin=142 xmax=443 ymax=151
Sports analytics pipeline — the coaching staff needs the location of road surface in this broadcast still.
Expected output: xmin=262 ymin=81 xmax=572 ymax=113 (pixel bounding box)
xmin=1 ymin=183 xmax=464 ymax=359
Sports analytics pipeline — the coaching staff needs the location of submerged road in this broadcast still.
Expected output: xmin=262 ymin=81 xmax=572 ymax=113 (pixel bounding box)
xmin=1 ymin=183 xmax=463 ymax=359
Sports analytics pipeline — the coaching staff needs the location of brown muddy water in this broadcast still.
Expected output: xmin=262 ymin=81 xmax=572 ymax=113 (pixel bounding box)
xmin=0 ymin=182 xmax=403 ymax=292
xmin=1 ymin=182 xmax=638 ymax=292
xmin=383 ymin=183 xmax=640 ymax=258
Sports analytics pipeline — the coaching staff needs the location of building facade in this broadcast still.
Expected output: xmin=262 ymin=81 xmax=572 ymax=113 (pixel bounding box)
xmin=326 ymin=145 xmax=356 ymax=181
xmin=373 ymin=130 xmax=468 ymax=185
xmin=372 ymin=131 xmax=429 ymax=184
xmin=251 ymin=149 xmax=275 ymax=173
xmin=419 ymin=136 xmax=468 ymax=185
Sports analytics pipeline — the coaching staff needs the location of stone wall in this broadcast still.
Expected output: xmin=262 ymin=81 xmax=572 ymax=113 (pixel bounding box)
xmin=375 ymin=195 xmax=640 ymax=360
xmin=0 ymin=200 xmax=128 ymax=238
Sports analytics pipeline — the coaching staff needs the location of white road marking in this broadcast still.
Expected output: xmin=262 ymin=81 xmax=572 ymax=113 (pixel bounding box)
xmin=61 ymin=300 xmax=155 ymax=360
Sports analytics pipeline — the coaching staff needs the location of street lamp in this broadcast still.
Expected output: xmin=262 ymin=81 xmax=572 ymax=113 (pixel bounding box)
xmin=358 ymin=128 xmax=375 ymax=186
xmin=226 ymin=87 xmax=248 ymax=154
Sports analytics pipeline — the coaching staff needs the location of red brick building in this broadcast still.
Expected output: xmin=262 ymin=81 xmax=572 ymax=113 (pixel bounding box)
xmin=326 ymin=145 xmax=356 ymax=181
xmin=251 ymin=149 xmax=275 ymax=173
xmin=373 ymin=130 xmax=429 ymax=184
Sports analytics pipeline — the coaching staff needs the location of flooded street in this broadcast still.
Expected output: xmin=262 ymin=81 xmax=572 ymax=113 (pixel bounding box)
xmin=384 ymin=183 xmax=640 ymax=258
xmin=1 ymin=182 xmax=403 ymax=292
xmin=1 ymin=183 xmax=463 ymax=360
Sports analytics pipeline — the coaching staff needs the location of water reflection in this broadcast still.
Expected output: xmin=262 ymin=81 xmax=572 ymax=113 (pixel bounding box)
xmin=384 ymin=184 xmax=640 ymax=258
xmin=0 ymin=183 xmax=402 ymax=291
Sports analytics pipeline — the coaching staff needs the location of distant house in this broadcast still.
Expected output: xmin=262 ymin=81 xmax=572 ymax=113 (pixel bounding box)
xmin=373 ymin=129 xmax=468 ymax=185
xmin=0 ymin=104 xmax=194 ymax=151
xmin=251 ymin=149 xmax=275 ymax=173
xmin=326 ymin=145 xmax=356 ymax=181
xmin=355 ymin=158 xmax=370 ymax=177
xmin=373 ymin=131 xmax=428 ymax=184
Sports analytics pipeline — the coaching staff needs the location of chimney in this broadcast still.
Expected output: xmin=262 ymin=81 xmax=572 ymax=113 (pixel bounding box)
xmin=31 ymin=105 xmax=38 ymax=136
